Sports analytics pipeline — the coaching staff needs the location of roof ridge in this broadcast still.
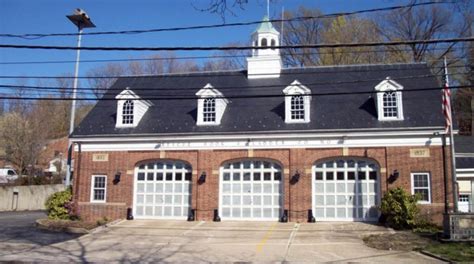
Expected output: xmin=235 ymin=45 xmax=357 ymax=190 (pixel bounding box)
xmin=283 ymin=62 xmax=428 ymax=71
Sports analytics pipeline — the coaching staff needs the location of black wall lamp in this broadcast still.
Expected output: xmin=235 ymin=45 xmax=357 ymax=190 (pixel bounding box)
xmin=198 ymin=171 xmax=206 ymax=184
xmin=290 ymin=170 xmax=300 ymax=185
xmin=113 ymin=171 xmax=121 ymax=185
xmin=388 ymin=169 xmax=399 ymax=184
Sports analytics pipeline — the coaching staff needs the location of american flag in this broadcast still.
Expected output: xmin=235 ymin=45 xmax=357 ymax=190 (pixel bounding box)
xmin=442 ymin=70 xmax=452 ymax=134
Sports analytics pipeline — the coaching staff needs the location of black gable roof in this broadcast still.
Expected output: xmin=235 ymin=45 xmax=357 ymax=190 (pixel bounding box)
xmin=72 ymin=63 xmax=444 ymax=137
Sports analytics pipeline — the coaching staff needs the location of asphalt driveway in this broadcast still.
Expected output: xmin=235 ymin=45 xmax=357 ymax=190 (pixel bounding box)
xmin=0 ymin=214 xmax=443 ymax=263
xmin=0 ymin=211 xmax=80 ymax=257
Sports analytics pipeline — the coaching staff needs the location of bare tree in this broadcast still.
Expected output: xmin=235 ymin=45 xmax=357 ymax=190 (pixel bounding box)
xmin=375 ymin=3 xmax=459 ymax=64
xmin=86 ymin=63 xmax=125 ymax=99
xmin=276 ymin=7 xmax=325 ymax=67
xmin=202 ymin=41 xmax=249 ymax=71
xmin=0 ymin=112 xmax=46 ymax=174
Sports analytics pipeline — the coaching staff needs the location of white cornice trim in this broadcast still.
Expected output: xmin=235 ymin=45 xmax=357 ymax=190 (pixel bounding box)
xmin=71 ymin=128 xmax=447 ymax=143
xmin=72 ymin=131 xmax=448 ymax=152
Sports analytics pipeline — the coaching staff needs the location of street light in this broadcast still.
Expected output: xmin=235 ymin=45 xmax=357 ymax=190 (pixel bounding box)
xmin=65 ymin=8 xmax=95 ymax=186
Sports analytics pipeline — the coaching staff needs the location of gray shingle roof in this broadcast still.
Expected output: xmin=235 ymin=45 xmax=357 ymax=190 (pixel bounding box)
xmin=72 ymin=63 xmax=445 ymax=138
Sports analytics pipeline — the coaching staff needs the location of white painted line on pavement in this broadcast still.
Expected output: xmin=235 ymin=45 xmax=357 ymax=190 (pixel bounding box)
xmin=283 ymin=223 xmax=300 ymax=261
xmin=182 ymin=221 xmax=205 ymax=236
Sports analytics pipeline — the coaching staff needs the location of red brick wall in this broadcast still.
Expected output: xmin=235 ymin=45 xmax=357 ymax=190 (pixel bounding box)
xmin=73 ymin=146 xmax=453 ymax=225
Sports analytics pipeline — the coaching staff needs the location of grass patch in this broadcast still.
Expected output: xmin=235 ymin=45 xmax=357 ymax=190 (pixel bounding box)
xmin=363 ymin=231 xmax=435 ymax=251
xmin=424 ymin=242 xmax=474 ymax=262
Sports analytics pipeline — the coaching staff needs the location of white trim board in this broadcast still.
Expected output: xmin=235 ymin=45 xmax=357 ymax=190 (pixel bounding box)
xmin=74 ymin=135 xmax=444 ymax=152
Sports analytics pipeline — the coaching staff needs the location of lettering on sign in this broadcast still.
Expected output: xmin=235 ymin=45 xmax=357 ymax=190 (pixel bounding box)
xmin=410 ymin=148 xmax=430 ymax=158
xmin=92 ymin=153 xmax=109 ymax=162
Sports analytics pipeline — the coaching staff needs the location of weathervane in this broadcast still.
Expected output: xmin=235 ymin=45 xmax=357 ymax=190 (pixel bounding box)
xmin=267 ymin=0 xmax=270 ymax=17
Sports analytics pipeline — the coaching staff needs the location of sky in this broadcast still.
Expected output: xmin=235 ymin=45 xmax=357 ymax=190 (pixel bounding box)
xmin=0 ymin=0 xmax=403 ymax=95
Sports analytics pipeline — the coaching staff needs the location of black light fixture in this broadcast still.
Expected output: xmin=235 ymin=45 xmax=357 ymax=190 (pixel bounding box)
xmin=388 ymin=169 xmax=399 ymax=184
xmin=290 ymin=170 xmax=300 ymax=185
xmin=113 ymin=171 xmax=121 ymax=184
xmin=198 ymin=171 xmax=206 ymax=184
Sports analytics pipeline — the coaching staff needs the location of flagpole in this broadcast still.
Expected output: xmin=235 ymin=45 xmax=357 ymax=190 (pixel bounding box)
xmin=444 ymin=56 xmax=458 ymax=212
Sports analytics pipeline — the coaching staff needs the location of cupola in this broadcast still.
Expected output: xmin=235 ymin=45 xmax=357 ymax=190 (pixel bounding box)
xmin=246 ymin=16 xmax=282 ymax=79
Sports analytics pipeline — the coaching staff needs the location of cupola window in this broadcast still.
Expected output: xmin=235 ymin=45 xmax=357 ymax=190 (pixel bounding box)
xmin=261 ymin=38 xmax=267 ymax=47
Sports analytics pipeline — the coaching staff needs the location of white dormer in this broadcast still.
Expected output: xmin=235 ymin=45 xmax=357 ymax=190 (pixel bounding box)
xmin=247 ymin=16 xmax=282 ymax=79
xmin=283 ymin=80 xmax=311 ymax=123
xmin=375 ymin=77 xmax=404 ymax=121
xmin=196 ymin=83 xmax=228 ymax=126
xmin=115 ymin=88 xmax=152 ymax=128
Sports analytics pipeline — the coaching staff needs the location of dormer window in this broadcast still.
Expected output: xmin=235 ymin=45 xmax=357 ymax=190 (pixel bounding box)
xmin=196 ymin=83 xmax=228 ymax=126
xmin=283 ymin=80 xmax=311 ymax=123
xmin=203 ymin=98 xmax=216 ymax=123
xmin=375 ymin=77 xmax=404 ymax=121
xmin=122 ymin=100 xmax=134 ymax=125
xmin=115 ymin=88 xmax=153 ymax=128
xmin=382 ymin=91 xmax=398 ymax=118
xmin=290 ymin=95 xmax=305 ymax=120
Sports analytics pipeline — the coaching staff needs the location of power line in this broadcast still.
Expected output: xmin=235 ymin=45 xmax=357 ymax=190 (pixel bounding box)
xmin=0 ymin=63 xmax=469 ymax=80
xmin=0 ymin=1 xmax=452 ymax=39
xmin=0 ymin=72 xmax=469 ymax=93
xmin=1 ymin=84 xmax=471 ymax=101
xmin=0 ymin=46 xmax=465 ymax=65
xmin=1 ymin=37 xmax=471 ymax=51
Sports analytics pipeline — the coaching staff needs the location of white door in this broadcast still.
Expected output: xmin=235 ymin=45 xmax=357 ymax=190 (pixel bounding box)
xmin=219 ymin=160 xmax=282 ymax=220
xmin=312 ymin=159 xmax=379 ymax=221
xmin=134 ymin=161 xmax=192 ymax=219
xmin=458 ymin=194 xmax=471 ymax=213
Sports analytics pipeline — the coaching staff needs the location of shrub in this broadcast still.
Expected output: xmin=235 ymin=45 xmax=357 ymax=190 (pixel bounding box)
xmin=45 ymin=187 xmax=73 ymax=220
xmin=379 ymin=187 xmax=420 ymax=230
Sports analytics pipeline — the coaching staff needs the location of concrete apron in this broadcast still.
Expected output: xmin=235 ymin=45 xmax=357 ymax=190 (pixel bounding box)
xmin=1 ymin=220 xmax=442 ymax=263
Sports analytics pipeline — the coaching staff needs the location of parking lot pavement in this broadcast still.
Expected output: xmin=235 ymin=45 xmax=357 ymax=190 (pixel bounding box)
xmin=0 ymin=219 xmax=444 ymax=263
xmin=0 ymin=211 xmax=80 ymax=257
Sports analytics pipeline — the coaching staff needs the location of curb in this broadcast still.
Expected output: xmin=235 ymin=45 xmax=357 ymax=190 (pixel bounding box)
xmin=35 ymin=219 xmax=89 ymax=234
xmin=89 ymin=218 xmax=125 ymax=234
xmin=419 ymin=250 xmax=453 ymax=263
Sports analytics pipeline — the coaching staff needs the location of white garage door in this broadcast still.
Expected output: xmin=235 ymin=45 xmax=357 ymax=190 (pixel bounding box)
xmin=312 ymin=159 xmax=379 ymax=221
xmin=219 ymin=160 xmax=282 ymax=220
xmin=134 ymin=161 xmax=192 ymax=219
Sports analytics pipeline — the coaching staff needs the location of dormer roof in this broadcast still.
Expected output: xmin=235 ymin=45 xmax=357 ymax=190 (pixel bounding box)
xmin=115 ymin=87 xmax=153 ymax=107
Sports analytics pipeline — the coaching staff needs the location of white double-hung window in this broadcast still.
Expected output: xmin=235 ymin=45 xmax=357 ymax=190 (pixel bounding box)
xmin=375 ymin=77 xmax=404 ymax=121
xmin=196 ymin=83 xmax=228 ymax=125
xmin=91 ymin=175 xmax=107 ymax=203
xmin=411 ymin=172 xmax=431 ymax=204
xmin=283 ymin=80 xmax=311 ymax=123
